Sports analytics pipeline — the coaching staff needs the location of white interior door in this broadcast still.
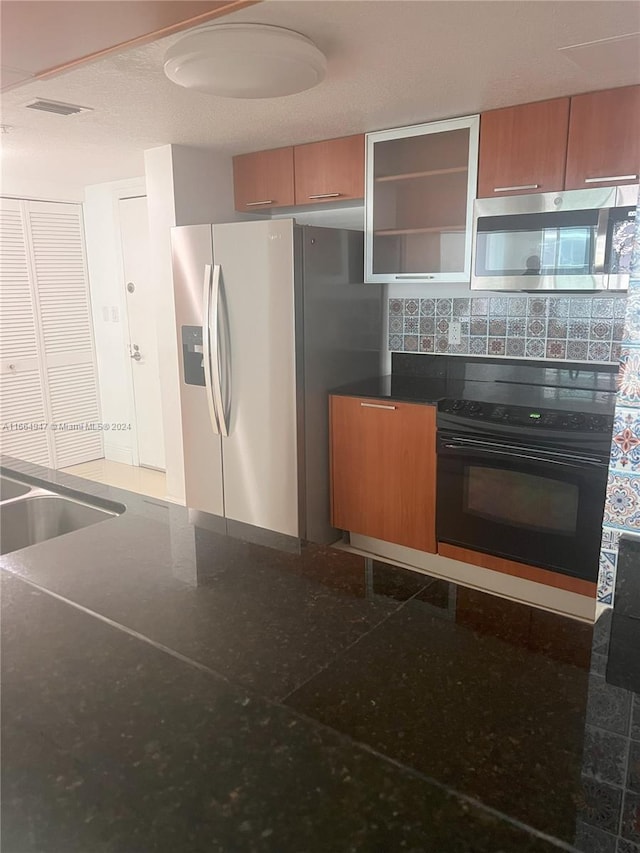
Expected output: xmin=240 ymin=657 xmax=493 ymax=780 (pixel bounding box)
xmin=119 ymin=196 xmax=165 ymax=470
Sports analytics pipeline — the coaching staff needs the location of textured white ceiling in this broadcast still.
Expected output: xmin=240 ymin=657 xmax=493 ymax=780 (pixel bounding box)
xmin=2 ymin=0 xmax=639 ymax=200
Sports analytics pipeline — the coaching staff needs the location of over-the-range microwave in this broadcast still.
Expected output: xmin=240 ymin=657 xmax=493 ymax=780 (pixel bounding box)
xmin=471 ymin=184 xmax=638 ymax=291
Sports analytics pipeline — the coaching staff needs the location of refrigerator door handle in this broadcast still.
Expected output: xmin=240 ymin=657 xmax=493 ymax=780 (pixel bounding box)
xmin=210 ymin=264 xmax=229 ymax=437
xmin=202 ymin=263 xmax=220 ymax=435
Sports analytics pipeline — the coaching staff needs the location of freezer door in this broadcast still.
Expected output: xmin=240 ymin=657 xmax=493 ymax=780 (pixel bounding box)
xmin=171 ymin=225 xmax=224 ymax=517
xmin=211 ymin=219 xmax=299 ymax=538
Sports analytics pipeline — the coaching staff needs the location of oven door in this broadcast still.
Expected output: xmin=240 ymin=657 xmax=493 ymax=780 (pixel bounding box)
xmin=471 ymin=187 xmax=616 ymax=291
xmin=436 ymin=433 xmax=609 ymax=580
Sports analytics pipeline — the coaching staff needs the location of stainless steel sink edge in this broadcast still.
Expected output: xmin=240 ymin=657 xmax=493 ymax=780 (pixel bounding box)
xmin=0 ymin=469 xmax=126 ymax=515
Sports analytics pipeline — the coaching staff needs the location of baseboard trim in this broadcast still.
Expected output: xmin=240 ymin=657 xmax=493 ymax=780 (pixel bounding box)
xmin=347 ymin=533 xmax=596 ymax=623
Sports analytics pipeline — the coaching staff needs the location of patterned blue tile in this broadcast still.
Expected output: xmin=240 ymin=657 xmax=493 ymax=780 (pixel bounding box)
xmin=419 ymin=298 xmax=435 ymax=316
xmin=618 ymin=350 xmax=640 ymax=407
xmin=488 ymin=318 xmax=507 ymax=336
xmin=452 ymin=298 xmax=470 ymax=317
xmin=548 ymin=319 xmax=568 ymax=338
xmin=436 ymin=298 xmax=452 ymax=316
xmin=404 ymin=316 xmax=419 ymax=333
xmin=570 ymin=298 xmax=593 ymax=319
xmin=505 ymin=338 xmax=525 ymax=357
xmin=546 ymin=339 xmax=567 ymax=359
xmin=469 ymin=337 xmax=488 ymax=355
xmin=403 ymin=334 xmax=418 ymax=351
xmin=597 ymin=550 xmax=617 ymax=605
xmin=590 ymin=320 xmax=613 ymax=341
xmin=420 ymin=335 xmax=435 ymax=353
xmin=611 ymin=409 xmax=640 ymax=472
xmin=487 ymin=337 xmax=506 ymax=356
xmin=507 ymin=318 xmax=526 ymax=337
xmin=614 ymin=295 xmax=629 ymax=319
xmin=527 ymin=318 xmax=546 ymax=338
xmin=404 ymin=298 xmax=419 ymax=315
xmin=470 ymin=298 xmax=488 ymax=316
xmin=567 ymin=340 xmax=589 ymax=361
xmin=525 ymin=339 xmax=545 ymax=358
xmin=601 ymin=527 xmax=621 ymax=550
xmin=527 ymin=297 xmax=548 ymax=317
xmin=569 ymin=320 xmax=590 ymax=340
xmin=419 ymin=317 xmax=435 ymax=335
xmin=435 ymin=335 xmax=449 ymax=353
xmin=589 ymin=341 xmax=612 ymax=362
xmin=389 ymin=299 xmax=403 ymax=316
xmin=548 ymin=297 xmax=570 ymax=318
xmin=592 ymin=298 xmax=615 ymax=319
xmin=470 ymin=318 xmax=488 ymax=336
xmin=436 ymin=318 xmax=450 ymax=335
xmin=623 ymin=287 xmax=640 ymax=344
xmin=388 ymin=334 xmax=402 ymax=350
xmin=489 ymin=297 xmax=508 ymax=316
xmin=507 ymin=297 xmax=527 ymax=317
xmin=389 ymin=316 xmax=403 ymax=334
xmin=604 ymin=471 xmax=640 ymax=531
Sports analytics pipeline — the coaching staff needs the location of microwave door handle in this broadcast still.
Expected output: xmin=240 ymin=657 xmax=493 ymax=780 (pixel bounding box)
xmin=441 ymin=442 xmax=605 ymax=469
xmin=593 ymin=207 xmax=610 ymax=274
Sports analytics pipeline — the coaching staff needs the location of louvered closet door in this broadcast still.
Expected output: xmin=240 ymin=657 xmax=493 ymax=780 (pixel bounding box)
xmin=0 ymin=199 xmax=51 ymax=465
xmin=25 ymin=201 xmax=103 ymax=468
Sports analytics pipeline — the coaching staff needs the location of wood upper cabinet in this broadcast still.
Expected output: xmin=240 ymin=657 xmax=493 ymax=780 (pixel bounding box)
xmin=329 ymin=395 xmax=437 ymax=553
xmin=565 ymin=85 xmax=640 ymax=190
xmin=477 ymin=98 xmax=570 ymax=197
xmin=293 ymin=134 xmax=365 ymax=205
xmin=232 ymin=147 xmax=295 ymax=212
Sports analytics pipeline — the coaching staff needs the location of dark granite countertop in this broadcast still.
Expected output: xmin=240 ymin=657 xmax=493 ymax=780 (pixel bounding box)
xmin=1 ymin=455 xmax=638 ymax=852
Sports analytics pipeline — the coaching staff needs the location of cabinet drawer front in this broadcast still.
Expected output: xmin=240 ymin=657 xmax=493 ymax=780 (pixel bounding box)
xmin=565 ymin=86 xmax=640 ymax=190
xmin=330 ymin=395 xmax=436 ymax=553
xmin=478 ymin=98 xmax=569 ymax=198
xmin=294 ymin=134 xmax=365 ymax=204
xmin=233 ymin=147 xmax=295 ymax=211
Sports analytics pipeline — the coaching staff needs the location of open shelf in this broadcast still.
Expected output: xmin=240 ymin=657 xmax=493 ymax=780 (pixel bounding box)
xmin=375 ymin=166 xmax=468 ymax=183
xmin=374 ymin=225 xmax=466 ymax=236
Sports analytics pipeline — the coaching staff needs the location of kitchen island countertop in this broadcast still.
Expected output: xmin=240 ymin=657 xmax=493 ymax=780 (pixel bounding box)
xmin=1 ymin=455 xmax=638 ymax=852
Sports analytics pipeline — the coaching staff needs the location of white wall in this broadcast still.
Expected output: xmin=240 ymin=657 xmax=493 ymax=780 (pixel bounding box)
xmin=144 ymin=144 xmax=240 ymax=505
xmin=83 ymin=177 xmax=145 ymax=465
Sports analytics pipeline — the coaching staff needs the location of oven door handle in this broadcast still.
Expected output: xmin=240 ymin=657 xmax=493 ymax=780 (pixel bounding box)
xmin=440 ymin=441 xmax=606 ymax=469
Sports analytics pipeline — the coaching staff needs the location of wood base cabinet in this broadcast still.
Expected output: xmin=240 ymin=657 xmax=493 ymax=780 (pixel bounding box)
xmin=329 ymin=395 xmax=437 ymax=553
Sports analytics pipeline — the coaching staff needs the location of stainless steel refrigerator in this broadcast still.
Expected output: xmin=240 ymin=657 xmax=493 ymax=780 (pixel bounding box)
xmin=170 ymin=219 xmax=383 ymax=550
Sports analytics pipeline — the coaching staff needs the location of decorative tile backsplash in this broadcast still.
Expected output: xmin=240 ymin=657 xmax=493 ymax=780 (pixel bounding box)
xmin=389 ymin=295 xmax=628 ymax=364
xmin=598 ymin=186 xmax=640 ymax=606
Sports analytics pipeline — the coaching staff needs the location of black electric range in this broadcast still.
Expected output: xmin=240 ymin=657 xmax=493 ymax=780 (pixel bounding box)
xmin=432 ymin=361 xmax=617 ymax=583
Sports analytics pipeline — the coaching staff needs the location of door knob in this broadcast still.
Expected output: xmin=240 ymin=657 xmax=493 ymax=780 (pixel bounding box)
xmin=131 ymin=351 xmax=142 ymax=361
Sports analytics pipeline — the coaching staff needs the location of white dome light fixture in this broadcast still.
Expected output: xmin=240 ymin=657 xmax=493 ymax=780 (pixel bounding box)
xmin=163 ymin=24 xmax=327 ymax=99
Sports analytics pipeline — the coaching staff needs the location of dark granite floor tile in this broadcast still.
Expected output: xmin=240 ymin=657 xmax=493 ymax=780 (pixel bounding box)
xmin=587 ymin=675 xmax=633 ymax=736
xmin=622 ymin=791 xmax=640 ymax=844
xmin=607 ymin=615 xmax=640 ymax=693
xmin=618 ymin=838 xmax=640 ymax=852
xmin=284 ymin=595 xmax=591 ymax=841
xmin=614 ymin=537 xmax=640 ymax=620
xmin=574 ymin=821 xmax=617 ymax=853
xmin=629 ymin=741 xmax=640 ymax=795
xmin=1 ymin=575 xmax=568 ymax=853
xmin=578 ymin=779 xmax=624 ymax=835
xmin=582 ymin=725 xmax=628 ymax=787
xmin=633 ymin=697 xmax=640 ymax=742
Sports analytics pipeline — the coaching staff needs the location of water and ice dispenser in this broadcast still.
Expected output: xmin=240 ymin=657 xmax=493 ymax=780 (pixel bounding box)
xmin=181 ymin=326 xmax=205 ymax=387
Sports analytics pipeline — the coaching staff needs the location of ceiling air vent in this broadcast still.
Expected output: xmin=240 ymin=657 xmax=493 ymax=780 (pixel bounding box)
xmin=25 ymin=99 xmax=92 ymax=116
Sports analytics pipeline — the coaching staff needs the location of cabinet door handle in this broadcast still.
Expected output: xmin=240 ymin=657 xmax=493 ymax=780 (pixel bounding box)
xmin=493 ymin=184 xmax=540 ymax=192
xmin=245 ymin=200 xmax=274 ymax=206
xmin=308 ymin=192 xmax=341 ymax=199
xmin=360 ymin=402 xmax=397 ymax=410
xmin=584 ymin=175 xmax=638 ymax=184
xmin=395 ymin=274 xmax=435 ymax=280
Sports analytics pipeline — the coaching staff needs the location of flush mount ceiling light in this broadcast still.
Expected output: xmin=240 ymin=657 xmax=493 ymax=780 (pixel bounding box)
xmin=163 ymin=23 xmax=327 ymax=99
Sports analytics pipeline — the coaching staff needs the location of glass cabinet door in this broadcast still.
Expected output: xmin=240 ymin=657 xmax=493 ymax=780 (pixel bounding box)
xmin=365 ymin=115 xmax=479 ymax=283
